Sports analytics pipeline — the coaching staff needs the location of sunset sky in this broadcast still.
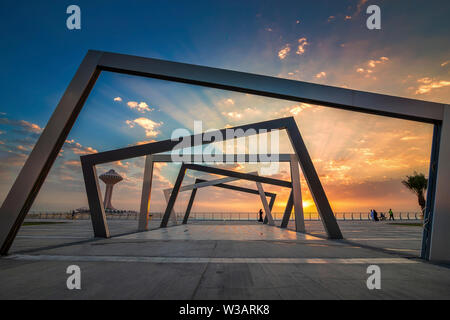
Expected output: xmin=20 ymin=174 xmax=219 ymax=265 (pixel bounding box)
xmin=0 ymin=1 xmax=449 ymax=214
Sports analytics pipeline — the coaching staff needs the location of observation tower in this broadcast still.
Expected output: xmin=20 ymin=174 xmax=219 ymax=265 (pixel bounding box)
xmin=99 ymin=169 xmax=123 ymax=210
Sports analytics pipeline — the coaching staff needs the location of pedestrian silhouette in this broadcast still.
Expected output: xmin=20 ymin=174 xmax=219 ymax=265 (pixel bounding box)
xmin=258 ymin=209 xmax=264 ymax=222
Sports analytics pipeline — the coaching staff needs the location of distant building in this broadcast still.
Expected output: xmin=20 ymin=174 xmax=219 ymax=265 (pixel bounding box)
xmin=99 ymin=169 xmax=123 ymax=210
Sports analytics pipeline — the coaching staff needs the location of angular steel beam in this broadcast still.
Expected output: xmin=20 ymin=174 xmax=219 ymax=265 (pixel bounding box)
xmin=164 ymin=172 xmax=258 ymax=194
xmin=0 ymin=51 xmax=103 ymax=254
xmin=280 ymin=191 xmax=294 ymax=228
xmin=148 ymin=154 xmax=293 ymax=163
xmin=163 ymin=189 xmax=179 ymax=224
xmin=290 ymin=154 xmax=305 ymax=232
xmin=183 ymin=188 xmax=198 ymax=224
xmin=256 ymin=182 xmax=275 ymax=225
xmin=96 ymin=51 xmax=445 ymax=123
xmin=138 ymin=155 xmax=154 ymax=231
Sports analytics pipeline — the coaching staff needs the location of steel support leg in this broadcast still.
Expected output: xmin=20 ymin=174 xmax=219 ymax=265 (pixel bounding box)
xmin=280 ymin=191 xmax=294 ymax=228
xmin=264 ymin=194 xmax=276 ymax=224
xmin=161 ymin=165 xmax=186 ymax=227
xmin=183 ymin=188 xmax=198 ymax=224
xmin=163 ymin=189 xmax=178 ymax=224
xmin=82 ymin=163 xmax=110 ymax=238
xmin=256 ymin=182 xmax=274 ymax=226
xmin=428 ymin=108 xmax=450 ymax=262
xmin=138 ymin=155 xmax=154 ymax=231
xmin=290 ymin=154 xmax=305 ymax=232
xmin=286 ymin=120 xmax=342 ymax=239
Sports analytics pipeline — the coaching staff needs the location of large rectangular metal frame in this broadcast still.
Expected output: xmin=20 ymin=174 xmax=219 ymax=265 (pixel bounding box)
xmin=137 ymin=154 xmax=301 ymax=231
xmin=162 ymin=171 xmax=277 ymax=225
xmin=160 ymin=163 xmax=296 ymax=228
xmin=181 ymin=178 xmax=278 ymax=225
xmin=0 ymin=50 xmax=448 ymax=261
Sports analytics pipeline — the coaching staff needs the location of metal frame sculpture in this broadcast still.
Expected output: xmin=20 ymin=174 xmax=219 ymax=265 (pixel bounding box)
xmin=0 ymin=50 xmax=447 ymax=262
xmin=178 ymin=178 xmax=278 ymax=225
xmin=161 ymin=171 xmax=277 ymax=225
xmin=137 ymin=154 xmax=303 ymax=232
xmin=78 ymin=118 xmax=337 ymax=239
xmin=160 ymin=164 xmax=295 ymax=228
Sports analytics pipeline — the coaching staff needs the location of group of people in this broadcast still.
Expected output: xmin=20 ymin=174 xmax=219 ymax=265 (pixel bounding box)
xmin=257 ymin=208 xmax=395 ymax=223
xmin=370 ymin=208 xmax=395 ymax=221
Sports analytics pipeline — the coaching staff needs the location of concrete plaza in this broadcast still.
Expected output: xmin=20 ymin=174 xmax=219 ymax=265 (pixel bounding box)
xmin=0 ymin=219 xmax=449 ymax=299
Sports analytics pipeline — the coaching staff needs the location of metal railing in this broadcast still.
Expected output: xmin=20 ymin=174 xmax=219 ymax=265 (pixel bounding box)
xmin=26 ymin=211 xmax=422 ymax=221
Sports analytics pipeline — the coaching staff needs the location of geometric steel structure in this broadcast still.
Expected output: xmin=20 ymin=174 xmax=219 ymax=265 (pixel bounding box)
xmin=0 ymin=50 xmax=447 ymax=262
xmin=98 ymin=169 xmax=123 ymax=210
xmin=162 ymin=168 xmax=286 ymax=226
xmin=159 ymin=163 xmax=298 ymax=229
xmin=77 ymin=117 xmax=340 ymax=240
xmin=183 ymin=178 xmax=278 ymax=225
xmin=162 ymin=171 xmax=276 ymax=224
xmin=137 ymin=154 xmax=303 ymax=232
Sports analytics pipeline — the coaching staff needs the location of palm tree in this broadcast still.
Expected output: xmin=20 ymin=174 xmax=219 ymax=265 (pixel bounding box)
xmin=401 ymin=172 xmax=428 ymax=216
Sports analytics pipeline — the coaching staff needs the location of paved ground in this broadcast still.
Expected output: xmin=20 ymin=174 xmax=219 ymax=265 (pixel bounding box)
xmin=1 ymin=219 xmax=449 ymax=299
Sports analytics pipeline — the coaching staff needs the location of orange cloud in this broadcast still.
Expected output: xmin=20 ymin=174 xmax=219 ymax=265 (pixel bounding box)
xmin=296 ymin=37 xmax=309 ymax=55
xmin=415 ymin=78 xmax=450 ymax=94
xmin=278 ymin=45 xmax=290 ymax=60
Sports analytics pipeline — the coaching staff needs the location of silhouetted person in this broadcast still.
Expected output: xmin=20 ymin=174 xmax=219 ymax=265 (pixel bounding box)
xmin=380 ymin=212 xmax=386 ymax=221
xmin=373 ymin=209 xmax=379 ymax=221
xmin=258 ymin=209 xmax=264 ymax=222
xmin=389 ymin=208 xmax=395 ymax=221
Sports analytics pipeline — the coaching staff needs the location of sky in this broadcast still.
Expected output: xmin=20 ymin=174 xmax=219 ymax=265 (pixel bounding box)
xmin=0 ymin=0 xmax=449 ymax=214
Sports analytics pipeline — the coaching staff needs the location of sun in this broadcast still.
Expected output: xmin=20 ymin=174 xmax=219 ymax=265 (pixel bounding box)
xmin=302 ymin=200 xmax=313 ymax=209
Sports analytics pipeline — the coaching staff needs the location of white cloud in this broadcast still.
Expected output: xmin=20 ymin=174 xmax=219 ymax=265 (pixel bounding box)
xmin=114 ymin=97 xmax=122 ymax=102
xmin=127 ymin=101 xmax=153 ymax=113
xmin=222 ymin=111 xmax=242 ymax=119
xmin=126 ymin=117 xmax=162 ymax=137
xmin=441 ymin=60 xmax=450 ymax=67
